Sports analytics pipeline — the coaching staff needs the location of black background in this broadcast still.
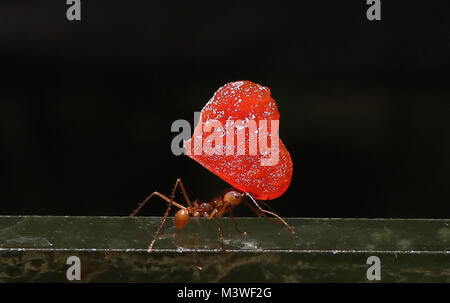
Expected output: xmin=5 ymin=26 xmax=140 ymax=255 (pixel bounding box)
xmin=1 ymin=1 xmax=449 ymax=218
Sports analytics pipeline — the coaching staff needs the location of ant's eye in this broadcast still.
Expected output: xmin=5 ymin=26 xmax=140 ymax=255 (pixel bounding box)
xmin=234 ymin=193 xmax=240 ymax=199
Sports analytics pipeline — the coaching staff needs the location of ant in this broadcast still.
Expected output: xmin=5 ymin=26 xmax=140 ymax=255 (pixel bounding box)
xmin=130 ymin=178 xmax=293 ymax=252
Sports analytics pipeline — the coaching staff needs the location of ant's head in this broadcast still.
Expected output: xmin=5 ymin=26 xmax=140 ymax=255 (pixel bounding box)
xmin=223 ymin=190 xmax=245 ymax=207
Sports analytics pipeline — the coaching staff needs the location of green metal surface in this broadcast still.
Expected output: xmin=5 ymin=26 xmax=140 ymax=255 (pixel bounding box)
xmin=0 ymin=216 xmax=449 ymax=282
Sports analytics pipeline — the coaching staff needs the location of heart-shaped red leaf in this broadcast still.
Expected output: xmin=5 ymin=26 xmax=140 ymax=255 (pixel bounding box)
xmin=184 ymin=81 xmax=293 ymax=200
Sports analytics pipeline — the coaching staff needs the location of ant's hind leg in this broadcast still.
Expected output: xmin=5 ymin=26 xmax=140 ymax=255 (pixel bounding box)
xmin=131 ymin=178 xmax=192 ymax=217
xmin=130 ymin=178 xmax=192 ymax=217
xmin=147 ymin=179 xmax=187 ymax=252
xmin=175 ymin=178 xmax=193 ymax=208
xmin=133 ymin=179 xmax=191 ymax=253
xmin=130 ymin=192 xmax=184 ymax=217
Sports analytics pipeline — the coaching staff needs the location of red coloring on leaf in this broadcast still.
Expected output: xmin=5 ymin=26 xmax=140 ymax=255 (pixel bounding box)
xmin=184 ymin=80 xmax=293 ymax=200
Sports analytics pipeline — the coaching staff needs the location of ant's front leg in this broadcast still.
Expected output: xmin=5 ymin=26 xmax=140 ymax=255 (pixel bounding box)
xmin=228 ymin=207 xmax=246 ymax=235
xmin=246 ymin=194 xmax=294 ymax=234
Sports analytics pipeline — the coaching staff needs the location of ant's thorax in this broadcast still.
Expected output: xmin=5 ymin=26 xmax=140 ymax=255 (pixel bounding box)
xmin=188 ymin=197 xmax=226 ymax=218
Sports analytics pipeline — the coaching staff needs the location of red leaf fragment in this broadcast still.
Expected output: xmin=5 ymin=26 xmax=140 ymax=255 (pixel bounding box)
xmin=184 ymin=80 xmax=293 ymax=200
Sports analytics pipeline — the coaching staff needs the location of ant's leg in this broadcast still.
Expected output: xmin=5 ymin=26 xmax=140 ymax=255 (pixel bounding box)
xmin=130 ymin=192 xmax=184 ymax=217
xmin=245 ymin=200 xmax=279 ymax=225
xmin=131 ymin=178 xmax=191 ymax=217
xmin=147 ymin=179 xmax=186 ymax=252
xmin=228 ymin=208 xmax=246 ymax=235
xmin=217 ymin=202 xmax=233 ymax=218
xmin=175 ymin=178 xmax=193 ymax=208
xmin=213 ymin=203 xmax=245 ymax=234
xmin=215 ymin=216 xmax=226 ymax=252
xmin=246 ymin=194 xmax=294 ymax=234
xmin=245 ymin=200 xmax=267 ymax=218
xmin=207 ymin=208 xmax=218 ymax=219
xmin=208 ymin=203 xmax=230 ymax=219
xmin=202 ymin=208 xmax=227 ymax=251
xmin=259 ymin=200 xmax=276 ymax=213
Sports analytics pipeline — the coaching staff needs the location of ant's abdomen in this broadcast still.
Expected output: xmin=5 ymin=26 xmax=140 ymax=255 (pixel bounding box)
xmin=175 ymin=209 xmax=190 ymax=229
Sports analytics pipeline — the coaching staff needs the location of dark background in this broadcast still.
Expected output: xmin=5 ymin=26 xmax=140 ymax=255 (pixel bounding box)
xmin=0 ymin=1 xmax=449 ymax=218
